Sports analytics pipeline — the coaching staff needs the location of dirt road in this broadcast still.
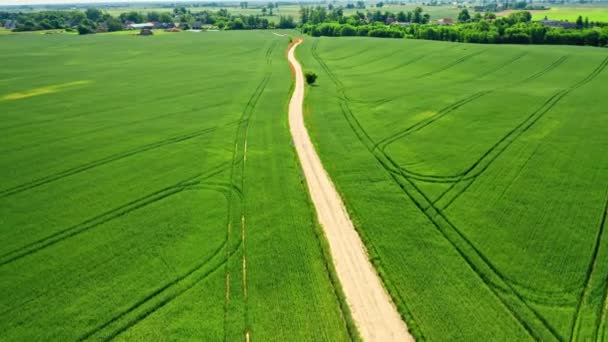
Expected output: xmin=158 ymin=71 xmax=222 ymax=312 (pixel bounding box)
xmin=287 ymin=40 xmax=414 ymax=341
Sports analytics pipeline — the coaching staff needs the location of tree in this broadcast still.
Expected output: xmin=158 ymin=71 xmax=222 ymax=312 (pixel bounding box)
xmin=278 ymin=15 xmax=296 ymax=28
xmin=458 ymin=9 xmax=471 ymax=23
xmin=77 ymin=19 xmax=96 ymax=34
xmin=106 ymin=17 xmax=123 ymax=32
xmin=85 ymin=8 xmax=102 ymax=22
xmin=159 ymin=12 xmax=173 ymax=23
xmin=356 ymin=1 xmax=366 ymax=9
xmin=262 ymin=7 xmax=267 ymax=15
xmin=485 ymin=12 xmax=497 ymax=20
xmin=397 ymin=11 xmax=406 ymax=22
xmin=576 ymin=15 xmax=583 ymax=28
xmin=269 ymin=8 xmax=273 ymax=16
xmin=120 ymin=11 xmax=145 ymax=23
xmin=305 ymin=71 xmax=318 ymax=85
xmin=174 ymin=7 xmax=188 ymax=15
xmin=147 ymin=11 xmax=160 ymax=22
xmin=376 ymin=2 xmax=384 ymax=8
xmin=412 ymin=7 xmax=423 ymax=23
xmin=268 ymin=2 xmax=274 ymax=9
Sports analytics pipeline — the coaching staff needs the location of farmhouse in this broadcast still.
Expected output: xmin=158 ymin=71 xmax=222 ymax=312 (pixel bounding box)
xmin=437 ymin=18 xmax=454 ymax=25
xmin=539 ymin=19 xmax=576 ymax=29
xmin=128 ymin=22 xmax=155 ymax=30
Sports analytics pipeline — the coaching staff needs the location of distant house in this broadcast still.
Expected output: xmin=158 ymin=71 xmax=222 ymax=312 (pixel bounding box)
xmin=128 ymin=22 xmax=155 ymax=30
xmin=437 ymin=18 xmax=454 ymax=25
xmin=539 ymin=20 xmax=576 ymax=29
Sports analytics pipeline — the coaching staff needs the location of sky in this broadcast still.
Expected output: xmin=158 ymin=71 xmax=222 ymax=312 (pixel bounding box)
xmin=0 ymin=0 xmax=208 ymax=6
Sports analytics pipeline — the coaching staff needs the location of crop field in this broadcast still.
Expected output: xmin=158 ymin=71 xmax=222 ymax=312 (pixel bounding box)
xmin=529 ymin=6 xmax=608 ymax=22
xmin=298 ymin=37 xmax=608 ymax=341
xmin=0 ymin=31 xmax=355 ymax=341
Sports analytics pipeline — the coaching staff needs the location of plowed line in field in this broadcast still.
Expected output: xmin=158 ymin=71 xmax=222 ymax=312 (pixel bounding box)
xmin=0 ymin=124 xmax=231 ymax=198
xmin=312 ymin=40 xmax=561 ymax=340
xmin=294 ymin=40 xmax=414 ymax=342
xmin=376 ymin=54 xmax=571 ymax=184
xmin=418 ymin=50 xmax=484 ymax=78
xmin=222 ymin=42 xmax=274 ymax=338
xmin=375 ymin=91 xmax=492 ymax=150
xmin=478 ymin=52 xmax=529 ymax=79
xmin=0 ymin=164 xmax=229 ymax=267
xmin=79 ymin=235 xmax=238 ymax=341
xmin=440 ymin=56 xmax=608 ymax=210
xmin=524 ymin=55 xmax=567 ymax=82
xmin=570 ymin=188 xmax=608 ymax=341
xmin=0 ymin=101 xmax=232 ymax=155
xmin=340 ymin=99 xmax=561 ymax=340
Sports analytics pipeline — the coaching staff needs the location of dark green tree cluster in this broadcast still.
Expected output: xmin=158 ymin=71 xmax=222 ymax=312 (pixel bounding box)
xmin=2 ymin=6 xmax=298 ymax=34
xmin=302 ymin=21 xmax=405 ymax=38
xmin=184 ymin=9 xmax=294 ymax=29
xmin=1 ymin=10 xmax=86 ymax=32
xmin=407 ymin=12 xmax=608 ymax=46
xmin=300 ymin=6 xmax=430 ymax=25
xmin=300 ymin=9 xmax=608 ymax=47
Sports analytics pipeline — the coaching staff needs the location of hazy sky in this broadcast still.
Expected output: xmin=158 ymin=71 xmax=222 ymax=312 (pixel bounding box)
xmin=0 ymin=0 xmax=203 ymax=5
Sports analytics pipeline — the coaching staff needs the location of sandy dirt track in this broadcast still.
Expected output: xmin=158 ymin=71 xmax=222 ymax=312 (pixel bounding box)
xmin=287 ymin=40 xmax=414 ymax=342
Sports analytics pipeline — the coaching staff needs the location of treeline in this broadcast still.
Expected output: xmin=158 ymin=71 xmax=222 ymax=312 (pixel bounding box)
xmin=300 ymin=6 xmax=430 ymax=25
xmin=300 ymin=8 xmax=608 ymax=47
xmin=0 ymin=9 xmax=123 ymax=33
xmin=0 ymin=6 xmax=296 ymax=34
xmin=473 ymin=1 xmax=548 ymax=13
xmin=302 ymin=22 xmax=405 ymax=38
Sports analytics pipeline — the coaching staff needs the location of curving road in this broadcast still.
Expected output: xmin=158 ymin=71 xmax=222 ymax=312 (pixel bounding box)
xmin=287 ymin=40 xmax=414 ymax=342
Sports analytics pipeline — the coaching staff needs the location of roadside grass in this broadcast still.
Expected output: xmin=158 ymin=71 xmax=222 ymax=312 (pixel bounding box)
xmin=298 ymin=36 xmax=608 ymax=341
xmin=0 ymin=31 xmax=352 ymax=341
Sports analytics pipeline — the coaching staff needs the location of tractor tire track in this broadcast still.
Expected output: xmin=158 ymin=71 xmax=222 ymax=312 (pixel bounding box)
xmin=293 ymin=40 xmax=414 ymax=342
xmin=524 ymin=56 xmax=568 ymax=83
xmin=312 ymin=42 xmax=563 ymax=340
xmin=480 ymin=51 xmax=529 ymax=78
xmin=222 ymin=40 xmax=274 ymax=340
xmin=78 ymin=182 xmax=241 ymax=341
xmin=0 ymin=124 xmax=233 ymax=199
xmin=348 ymin=43 xmax=461 ymax=78
xmin=0 ymin=163 xmax=230 ymax=267
xmin=569 ymin=189 xmax=608 ymax=342
xmin=79 ymin=236 xmax=235 ymax=341
xmin=438 ymin=56 xmax=608 ymax=210
xmin=417 ymin=50 xmax=485 ymax=78
xmin=380 ymin=55 xmax=606 ymax=185
xmin=376 ymin=54 xmax=570 ymax=183
xmin=0 ymin=100 xmax=233 ymax=155
xmin=375 ymin=91 xmax=492 ymax=151
xmin=339 ymin=100 xmax=562 ymax=341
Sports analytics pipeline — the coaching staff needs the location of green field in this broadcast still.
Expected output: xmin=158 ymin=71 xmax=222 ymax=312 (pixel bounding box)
xmin=529 ymin=5 xmax=608 ymax=22
xmin=0 ymin=31 xmax=356 ymax=341
xmin=298 ymin=37 xmax=608 ymax=341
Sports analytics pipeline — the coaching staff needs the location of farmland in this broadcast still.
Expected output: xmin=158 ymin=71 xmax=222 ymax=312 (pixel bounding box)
xmin=530 ymin=5 xmax=608 ymax=22
xmin=298 ymin=37 xmax=608 ymax=340
xmin=0 ymin=31 xmax=354 ymax=340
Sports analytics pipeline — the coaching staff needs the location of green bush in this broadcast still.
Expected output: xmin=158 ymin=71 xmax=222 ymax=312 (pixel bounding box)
xmin=305 ymin=71 xmax=317 ymax=85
